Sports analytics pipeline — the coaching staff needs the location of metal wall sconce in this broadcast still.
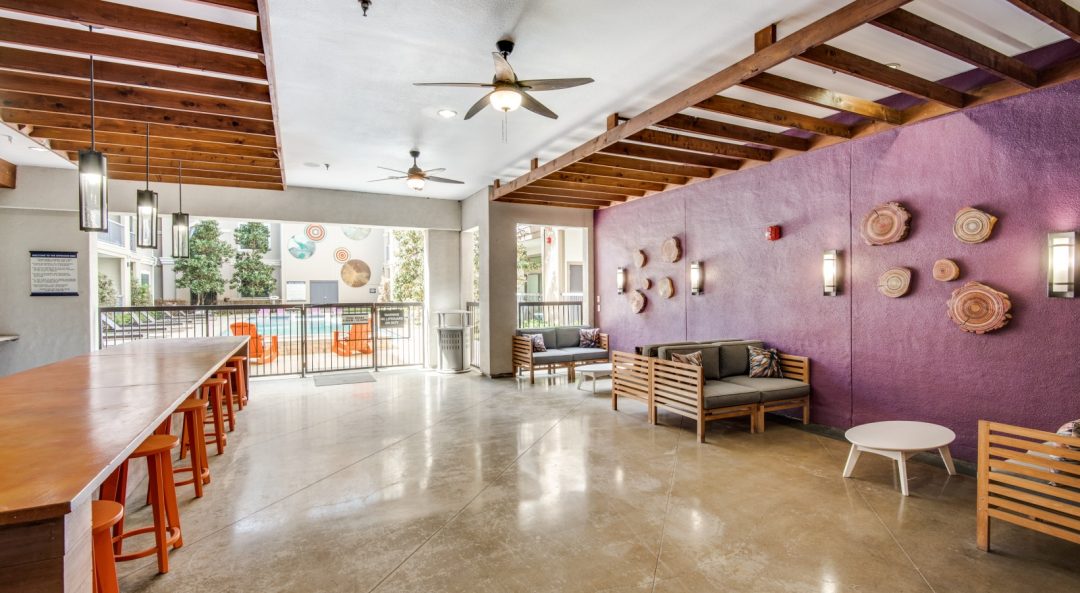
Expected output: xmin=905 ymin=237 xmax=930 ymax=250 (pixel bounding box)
xmin=1048 ymin=231 xmax=1076 ymax=298
xmin=690 ymin=261 xmax=703 ymax=295
xmin=823 ymin=250 xmax=840 ymax=296
xmin=616 ymin=267 xmax=626 ymax=295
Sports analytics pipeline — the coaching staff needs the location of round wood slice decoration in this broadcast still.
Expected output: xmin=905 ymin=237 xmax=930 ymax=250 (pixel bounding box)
xmin=947 ymin=281 xmax=1011 ymax=334
xmin=660 ymin=237 xmax=682 ymax=263
xmin=877 ymin=267 xmax=912 ymax=298
xmin=953 ymin=207 xmax=997 ymax=244
xmin=629 ymin=290 xmax=647 ymax=314
xmin=638 ymin=277 xmax=651 ymax=291
xmin=659 ymin=277 xmax=675 ymax=299
xmin=860 ymin=202 xmax=911 ymax=246
xmin=932 ymin=259 xmax=960 ymax=282
xmin=634 ymin=250 xmax=647 ymax=268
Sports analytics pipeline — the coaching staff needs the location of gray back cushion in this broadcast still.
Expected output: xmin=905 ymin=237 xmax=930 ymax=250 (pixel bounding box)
xmin=640 ymin=341 xmax=698 ymax=357
xmin=719 ymin=340 xmax=765 ymax=378
xmin=516 ymin=328 xmax=556 ymax=350
xmin=657 ymin=345 xmax=722 ymax=380
xmin=555 ymin=326 xmax=587 ymax=349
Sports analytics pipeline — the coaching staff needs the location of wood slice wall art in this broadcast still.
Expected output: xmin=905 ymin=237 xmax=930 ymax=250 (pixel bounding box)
xmin=953 ymin=207 xmax=997 ymax=244
xmin=860 ymin=202 xmax=911 ymax=246
xmin=630 ymin=290 xmax=647 ymax=314
xmin=634 ymin=250 xmax=647 ymax=268
xmin=638 ymin=277 xmax=651 ymax=291
xmin=661 ymin=237 xmax=682 ymax=263
xmin=932 ymin=259 xmax=960 ymax=281
xmin=659 ymin=277 xmax=675 ymax=299
xmin=947 ymin=281 xmax=1011 ymax=334
xmin=878 ymin=267 xmax=912 ymax=298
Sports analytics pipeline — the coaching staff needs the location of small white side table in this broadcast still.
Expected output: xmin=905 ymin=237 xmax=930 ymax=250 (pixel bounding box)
xmin=843 ymin=420 xmax=957 ymax=496
xmin=576 ymin=362 xmax=612 ymax=394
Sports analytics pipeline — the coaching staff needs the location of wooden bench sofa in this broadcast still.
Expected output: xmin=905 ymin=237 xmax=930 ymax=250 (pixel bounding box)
xmin=612 ymin=340 xmax=810 ymax=442
xmin=512 ymin=327 xmax=609 ymax=384
xmin=977 ymin=420 xmax=1080 ymax=550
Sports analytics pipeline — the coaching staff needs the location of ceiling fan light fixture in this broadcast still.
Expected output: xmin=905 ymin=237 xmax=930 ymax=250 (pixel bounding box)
xmin=489 ymin=89 xmax=522 ymax=113
xmin=437 ymin=109 xmax=458 ymax=119
xmin=406 ymin=175 xmax=426 ymax=191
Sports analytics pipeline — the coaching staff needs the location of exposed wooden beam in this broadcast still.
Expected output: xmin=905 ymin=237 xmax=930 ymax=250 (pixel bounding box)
xmin=579 ymin=153 xmax=713 ymax=179
xmin=531 ymin=177 xmax=648 ymax=197
xmin=108 ymin=171 xmax=282 ymax=191
xmin=654 ymin=113 xmax=810 ymax=151
xmin=0 ymin=70 xmax=273 ymax=120
xmin=255 ymin=0 xmax=286 ymax=189
xmin=30 ymin=127 xmax=278 ymax=159
xmin=0 ymin=18 xmax=266 ymax=80
xmin=500 ymin=197 xmax=599 ymax=210
xmin=561 ymin=162 xmax=689 ymax=185
xmin=504 ymin=192 xmax=613 ymax=207
xmin=107 ymin=163 xmax=280 ymax=183
xmin=695 ymin=95 xmax=854 ymax=138
xmin=872 ymin=10 xmax=1039 ymax=89
xmin=493 ymin=0 xmax=915 ymax=199
xmin=49 ymin=140 xmax=278 ymax=168
xmin=1003 ymin=0 xmax=1080 ymax=42
xmin=599 ymin=141 xmax=743 ymax=170
xmin=523 ymin=182 xmax=633 ymax=201
xmin=0 ymin=108 xmax=277 ymax=148
xmin=0 ymin=156 xmax=15 ymax=188
xmin=545 ymin=171 xmax=667 ymax=192
xmin=0 ymin=0 xmax=263 ymax=54
xmin=741 ymin=72 xmax=905 ymax=123
xmin=0 ymin=47 xmax=271 ymax=102
xmin=75 ymin=153 xmax=280 ymax=177
xmin=629 ymin=128 xmax=774 ymax=161
xmin=189 ymin=0 xmax=259 ymax=13
xmin=0 ymin=91 xmax=276 ymax=136
xmin=800 ymin=44 xmax=968 ymax=107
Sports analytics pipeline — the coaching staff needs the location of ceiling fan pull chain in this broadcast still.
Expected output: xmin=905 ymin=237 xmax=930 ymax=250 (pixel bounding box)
xmin=502 ymin=111 xmax=509 ymax=144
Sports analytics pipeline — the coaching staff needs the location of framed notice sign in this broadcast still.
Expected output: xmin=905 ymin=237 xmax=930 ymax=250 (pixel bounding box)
xmin=378 ymin=307 xmax=406 ymax=329
xmin=29 ymin=251 xmax=78 ymax=296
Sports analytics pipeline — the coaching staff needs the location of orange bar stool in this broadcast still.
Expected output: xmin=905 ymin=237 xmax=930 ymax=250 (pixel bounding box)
xmin=227 ymin=355 xmax=249 ymax=408
xmin=91 ymin=500 xmax=123 ymax=593
xmin=98 ymin=434 xmax=183 ymax=574
xmin=214 ymin=366 xmax=238 ymax=431
xmin=174 ymin=397 xmax=211 ymax=498
xmin=199 ymin=377 xmax=229 ymax=455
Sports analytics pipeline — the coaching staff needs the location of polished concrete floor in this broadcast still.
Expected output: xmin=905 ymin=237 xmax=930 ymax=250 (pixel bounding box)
xmin=119 ymin=371 xmax=1080 ymax=593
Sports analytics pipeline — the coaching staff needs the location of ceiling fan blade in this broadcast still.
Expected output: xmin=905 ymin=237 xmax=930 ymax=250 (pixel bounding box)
xmin=426 ymin=176 xmax=465 ymax=184
xmin=519 ymin=91 xmax=558 ymax=119
xmin=517 ymin=77 xmax=594 ymax=91
xmin=464 ymin=91 xmax=494 ymax=120
xmin=422 ymin=168 xmax=445 ymax=174
xmin=413 ymin=82 xmax=494 ymax=88
xmin=492 ymin=52 xmax=517 ymax=82
xmin=368 ymin=176 xmax=407 ymax=183
xmin=377 ymin=166 xmax=408 ymax=174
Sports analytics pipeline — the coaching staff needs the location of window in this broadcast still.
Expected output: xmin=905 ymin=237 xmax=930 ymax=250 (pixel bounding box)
xmin=567 ymin=263 xmax=583 ymax=294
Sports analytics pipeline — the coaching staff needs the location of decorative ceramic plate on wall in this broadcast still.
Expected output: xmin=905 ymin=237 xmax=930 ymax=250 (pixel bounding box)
xmin=659 ymin=277 xmax=674 ymax=299
xmin=333 ymin=247 xmax=351 ymax=263
xmin=661 ymin=237 xmax=681 ymax=263
xmin=953 ymin=207 xmax=997 ymax=244
xmin=878 ymin=267 xmax=912 ymax=298
xmin=947 ymin=281 xmax=1011 ymax=334
xmin=287 ymin=235 xmax=316 ymax=259
xmin=342 ymin=225 xmax=373 ymax=241
xmin=860 ymin=202 xmax=911 ymax=246
xmin=634 ymin=250 xmax=647 ymax=268
xmin=306 ymin=224 xmax=326 ymax=241
xmin=933 ymin=259 xmax=960 ymax=281
xmin=630 ymin=290 xmax=646 ymax=314
xmin=340 ymin=259 xmax=372 ymax=288
xmin=638 ymin=277 xmax=651 ymax=291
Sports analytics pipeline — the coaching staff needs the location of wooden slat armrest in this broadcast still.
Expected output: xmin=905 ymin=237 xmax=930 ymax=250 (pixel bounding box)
xmin=651 ymin=357 xmax=705 ymax=407
xmin=599 ymin=333 xmax=610 ymax=350
xmin=778 ymin=353 xmax=810 ymax=384
xmin=512 ymin=335 xmax=534 ymax=365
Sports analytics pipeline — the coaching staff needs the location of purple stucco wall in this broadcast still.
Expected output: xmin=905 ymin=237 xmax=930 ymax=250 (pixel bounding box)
xmin=595 ymin=80 xmax=1080 ymax=460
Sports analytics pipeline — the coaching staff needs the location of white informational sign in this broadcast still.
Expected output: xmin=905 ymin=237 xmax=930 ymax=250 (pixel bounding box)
xmin=343 ymin=311 xmax=371 ymax=326
xmin=29 ymin=251 xmax=78 ymax=296
xmin=285 ymin=280 xmax=307 ymax=302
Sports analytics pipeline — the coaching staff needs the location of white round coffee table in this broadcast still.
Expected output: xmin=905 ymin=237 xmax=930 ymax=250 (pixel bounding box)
xmin=842 ymin=421 xmax=957 ymax=496
xmin=576 ymin=362 xmax=612 ymax=394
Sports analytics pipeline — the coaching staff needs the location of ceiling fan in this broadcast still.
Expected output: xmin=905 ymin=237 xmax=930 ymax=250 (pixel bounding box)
xmin=369 ymin=150 xmax=464 ymax=191
xmin=414 ymin=40 xmax=594 ymax=120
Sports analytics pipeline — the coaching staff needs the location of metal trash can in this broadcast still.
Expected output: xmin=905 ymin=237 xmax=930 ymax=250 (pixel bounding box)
xmin=436 ymin=310 xmax=471 ymax=374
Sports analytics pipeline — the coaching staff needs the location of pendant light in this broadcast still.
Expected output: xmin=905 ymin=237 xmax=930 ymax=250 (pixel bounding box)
xmin=172 ymin=162 xmax=190 ymax=258
xmin=78 ymin=47 xmax=108 ymax=232
xmin=136 ymin=123 xmax=159 ymax=249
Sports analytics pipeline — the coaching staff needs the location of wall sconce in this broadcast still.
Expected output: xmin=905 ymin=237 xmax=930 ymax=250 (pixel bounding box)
xmin=616 ymin=267 xmax=626 ymax=295
xmin=136 ymin=188 xmax=159 ymax=249
xmin=690 ymin=261 xmax=703 ymax=295
xmin=823 ymin=250 xmax=840 ymax=296
xmin=1048 ymin=231 xmax=1076 ymax=298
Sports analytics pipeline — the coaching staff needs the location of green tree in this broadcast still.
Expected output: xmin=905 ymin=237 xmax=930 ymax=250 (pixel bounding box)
xmin=516 ymin=241 xmax=540 ymax=289
xmin=471 ymin=232 xmax=480 ymax=302
xmin=98 ymin=273 xmax=118 ymax=307
xmin=130 ymin=275 xmax=151 ymax=306
xmin=391 ymin=229 xmax=424 ymax=302
xmin=231 ymin=222 xmax=276 ymax=297
xmin=174 ymin=219 xmax=234 ymax=305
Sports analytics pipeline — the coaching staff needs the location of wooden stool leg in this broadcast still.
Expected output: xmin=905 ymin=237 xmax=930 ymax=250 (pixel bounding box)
xmin=236 ymin=361 xmax=248 ymax=406
xmin=146 ymin=454 xmax=170 ymax=574
xmin=98 ymin=463 xmax=129 ymax=556
xmin=220 ymin=379 xmax=236 ymax=432
xmin=159 ymin=452 xmax=183 ymax=549
xmin=196 ymin=406 xmax=210 ymax=484
xmin=211 ymin=385 xmax=227 ymax=453
xmin=92 ymin=521 xmax=119 ymax=593
xmin=186 ymin=410 xmax=204 ymax=498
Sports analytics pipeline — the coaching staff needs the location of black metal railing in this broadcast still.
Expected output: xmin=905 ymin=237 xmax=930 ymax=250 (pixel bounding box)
xmin=99 ymin=302 xmax=425 ymax=377
xmin=517 ymin=301 xmax=583 ymax=329
xmin=466 ymin=301 xmax=480 ymax=368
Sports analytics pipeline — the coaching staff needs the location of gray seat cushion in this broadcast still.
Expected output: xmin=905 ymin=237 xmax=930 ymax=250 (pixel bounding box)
xmin=657 ymin=345 xmax=721 ymax=380
xmin=722 ymin=376 xmax=809 ymax=402
xmin=702 ymin=380 xmax=761 ymax=409
xmin=555 ymin=326 xmax=588 ymax=349
xmin=516 ymin=328 xmax=556 ymax=351
xmin=561 ymin=347 xmax=609 ymax=361
xmin=531 ymin=349 xmax=574 ymax=364
xmin=719 ymin=340 xmax=765 ymax=378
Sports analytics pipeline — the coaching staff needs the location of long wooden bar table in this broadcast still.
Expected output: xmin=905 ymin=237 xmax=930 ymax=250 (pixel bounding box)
xmin=0 ymin=337 xmax=248 ymax=593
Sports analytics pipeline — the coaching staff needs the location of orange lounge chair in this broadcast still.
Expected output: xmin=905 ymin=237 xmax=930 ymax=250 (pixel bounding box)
xmin=333 ymin=322 xmax=373 ymax=356
xmin=229 ymin=322 xmax=279 ymax=365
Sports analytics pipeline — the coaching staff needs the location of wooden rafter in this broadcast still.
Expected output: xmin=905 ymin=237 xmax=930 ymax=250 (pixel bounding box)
xmin=579 ymin=154 xmax=713 ymax=178
xmin=799 ymin=45 xmax=969 ymax=107
xmin=72 ymin=153 xmax=281 ymax=177
xmin=49 ymin=141 xmax=278 ymax=169
xmin=505 ymin=192 xmax=613 ymax=207
xmin=740 ymin=73 xmax=905 ymax=123
xmin=694 ymin=95 xmax=854 ymax=138
xmin=654 ymin=113 xmax=809 ymax=151
xmin=107 ymin=171 xmax=281 ymax=191
xmin=190 ymin=0 xmax=259 ymax=13
xmin=0 ymin=156 xmax=15 ymax=188
xmin=107 ymin=163 xmax=280 ymax=183
xmin=29 ymin=127 xmax=277 ymax=159
xmin=523 ymin=182 xmax=632 ymax=202
xmin=629 ymin=129 xmax=774 ymax=162
xmin=531 ymin=177 xmax=648 ymax=197
xmin=1003 ymin=0 xmax=1080 ymax=42
xmin=561 ymin=162 xmax=689 ymax=185
xmin=599 ymin=141 xmax=743 ymax=170
xmin=545 ymin=171 xmax=666 ymax=192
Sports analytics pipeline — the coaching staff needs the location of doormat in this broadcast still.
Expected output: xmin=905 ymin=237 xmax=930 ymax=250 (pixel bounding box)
xmin=313 ymin=372 xmax=376 ymax=387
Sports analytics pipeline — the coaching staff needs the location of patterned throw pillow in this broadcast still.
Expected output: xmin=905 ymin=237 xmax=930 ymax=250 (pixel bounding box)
xmin=579 ymin=328 xmax=601 ymax=348
xmin=671 ymin=351 xmax=702 ymax=367
xmin=1050 ymin=419 xmax=1080 ymax=464
xmin=748 ymin=345 xmax=783 ymax=378
xmin=529 ymin=333 xmax=547 ymax=353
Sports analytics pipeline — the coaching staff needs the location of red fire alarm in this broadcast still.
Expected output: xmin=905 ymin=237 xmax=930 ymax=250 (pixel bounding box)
xmin=765 ymin=225 xmax=782 ymax=241
xmin=545 ymin=236 xmax=552 ymax=244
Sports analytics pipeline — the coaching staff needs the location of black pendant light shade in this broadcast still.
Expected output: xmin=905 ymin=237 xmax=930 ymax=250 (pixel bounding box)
xmin=172 ymin=163 xmax=189 ymax=258
xmin=136 ymin=122 xmax=158 ymax=249
xmin=78 ymin=51 xmax=108 ymax=232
